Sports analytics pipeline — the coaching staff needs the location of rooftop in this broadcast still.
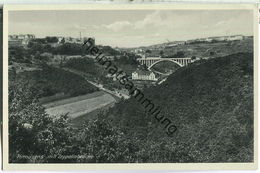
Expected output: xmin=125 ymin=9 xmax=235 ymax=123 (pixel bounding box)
xmin=133 ymin=69 xmax=154 ymax=76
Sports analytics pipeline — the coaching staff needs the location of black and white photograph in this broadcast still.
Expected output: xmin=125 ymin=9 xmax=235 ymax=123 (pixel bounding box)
xmin=2 ymin=4 xmax=258 ymax=170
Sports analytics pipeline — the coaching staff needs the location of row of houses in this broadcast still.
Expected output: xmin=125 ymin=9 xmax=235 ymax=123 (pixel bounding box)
xmin=9 ymin=34 xmax=95 ymax=47
xmin=131 ymin=35 xmax=246 ymax=52
xmin=9 ymin=34 xmax=36 ymax=47
xmin=57 ymin=36 xmax=95 ymax=44
xmin=9 ymin=34 xmax=35 ymax=40
xmin=187 ymin=35 xmax=245 ymax=43
xmin=165 ymin=35 xmax=245 ymax=47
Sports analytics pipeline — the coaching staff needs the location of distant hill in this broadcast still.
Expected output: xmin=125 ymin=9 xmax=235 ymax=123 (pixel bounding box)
xmin=107 ymin=53 xmax=253 ymax=162
xmin=129 ymin=36 xmax=253 ymax=59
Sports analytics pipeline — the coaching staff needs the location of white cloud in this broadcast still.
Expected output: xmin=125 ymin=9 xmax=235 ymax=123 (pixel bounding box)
xmin=11 ymin=10 xmax=252 ymax=47
xmin=101 ymin=11 xmax=168 ymax=32
xmin=134 ymin=11 xmax=164 ymax=29
xmin=79 ymin=11 xmax=188 ymax=34
xmin=104 ymin=21 xmax=132 ymax=32
xmin=73 ymin=24 xmax=100 ymax=30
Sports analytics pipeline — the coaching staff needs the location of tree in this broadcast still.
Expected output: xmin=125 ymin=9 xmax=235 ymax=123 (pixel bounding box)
xmin=101 ymin=46 xmax=121 ymax=56
xmin=210 ymin=51 xmax=215 ymax=56
xmin=145 ymin=49 xmax=151 ymax=54
xmin=159 ymin=50 xmax=164 ymax=57
xmin=54 ymin=43 xmax=82 ymax=55
xmin=9 ymin=81 xmax=51 ymax=162
xmin=46 ymin=37 xmax=58 ymax=43
xmin=9 ymin=80 xmax=76 ymax=163
xmin=32 ymin=38 xmax=47 ymax=44
xmin=76 ymin=113 xmax=137 ymax=163
xmin=191 ymin=56 xmax=196 ymax=60
xmin=60 ymin=38 xmax=65 ymax=44
xmin=175 ymin=51 xmax=185 ymax=58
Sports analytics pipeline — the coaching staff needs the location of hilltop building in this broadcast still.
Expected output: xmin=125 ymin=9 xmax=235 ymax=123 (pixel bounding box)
xmin=165 ymin=41 xmax=186 ymax=48
xmin=187 ymin=35 xmax=244 ymax=44
xmin=9 ymin=34 xmax=35 ymax=47
xmin=58 ymin=36 xmax=95 ymax=45
xmin=132 ymin=69 xmax=158 ymax=81
xmin=63 ymin=37 xmax=82 ymax=44
xmin=208 ymin=35 xmax=244 ymax=41
xmin=134 ymin=48 xmax=144 ymax=53
xmin=9 ymin=34 xmax=95 ymax=47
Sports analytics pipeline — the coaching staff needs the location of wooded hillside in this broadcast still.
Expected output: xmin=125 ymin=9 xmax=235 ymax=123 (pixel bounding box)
xmin=107 ymin=53 xmax=254 ymax=162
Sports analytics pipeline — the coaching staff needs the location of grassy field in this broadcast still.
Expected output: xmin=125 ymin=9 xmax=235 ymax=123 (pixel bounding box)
xmin=44 ymin=91 xmax=116 ymax=119
xmin=43 ymin=91 xmax=105 ymax=108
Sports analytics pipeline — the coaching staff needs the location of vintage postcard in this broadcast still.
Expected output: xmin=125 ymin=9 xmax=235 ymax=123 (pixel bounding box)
xmin=2 ymin=3 xmax=258 ymax=171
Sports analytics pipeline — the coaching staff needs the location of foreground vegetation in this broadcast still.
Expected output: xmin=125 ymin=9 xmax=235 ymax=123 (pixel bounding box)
xmin=106 ymin=52 xmax=254 ymax=162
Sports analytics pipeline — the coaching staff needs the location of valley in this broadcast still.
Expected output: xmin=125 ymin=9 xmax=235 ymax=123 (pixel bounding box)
xmin=8 ymin=34 xmax=254 ymax=163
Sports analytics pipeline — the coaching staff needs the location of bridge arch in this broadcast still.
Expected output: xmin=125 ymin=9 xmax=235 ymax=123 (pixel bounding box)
xmin=148 ymin=59 xmax=183 ymax=70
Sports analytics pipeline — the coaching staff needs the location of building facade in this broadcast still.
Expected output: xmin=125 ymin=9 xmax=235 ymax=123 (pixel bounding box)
xmin=132 ymin=70 xmax=157 ymax=81
xmin=208 ymin=35 xmax=244 ymax=41
xmin=9 ymin=34 xmax=36 ymax=47
xmin=187 ymin=35 xmax=244 ymax=44
xmin=57 ymin=36 xmax=95 ymax=44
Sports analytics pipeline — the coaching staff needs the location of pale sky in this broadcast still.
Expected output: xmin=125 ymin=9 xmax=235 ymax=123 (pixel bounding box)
xmin=9 ymin=10 xmax=253 ymax=48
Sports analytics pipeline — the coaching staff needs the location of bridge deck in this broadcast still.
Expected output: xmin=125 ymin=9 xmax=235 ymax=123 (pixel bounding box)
xmin=137 ymin=57 xmax=192 ymax=60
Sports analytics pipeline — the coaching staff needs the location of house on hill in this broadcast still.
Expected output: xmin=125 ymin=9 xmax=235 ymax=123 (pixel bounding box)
xmin=132 ymin=69 xmax=158 ymax=81
xmin=9 ymin=34 xmax=35 ymax=47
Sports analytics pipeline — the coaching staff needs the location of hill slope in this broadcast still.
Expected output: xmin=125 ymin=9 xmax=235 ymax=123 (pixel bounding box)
xmin=107 ymin=53 xmax=254 ymax=162
xmin=10 ymin=66 xmax=99 ymax=99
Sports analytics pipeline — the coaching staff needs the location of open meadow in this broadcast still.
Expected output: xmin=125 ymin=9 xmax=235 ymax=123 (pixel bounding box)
xmin=44 ymin=91 xmax=116 ymax=119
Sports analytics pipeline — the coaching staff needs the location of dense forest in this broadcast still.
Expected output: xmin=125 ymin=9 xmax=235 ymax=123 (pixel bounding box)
xmin=10 ymin=65 xmax=98 ymax=98
xmin=106 ymin=52 xmax=254 ymax=162
xmin=64 ymin=55 xmax=139 ymax=90
xmin=9 ymin=40 xmax=123 ymax=65
xmin=64 ymin=58 xmax=123 ymax=90
xmin=65 ymin=54 xmax=139 ymax=75
xmin=64 ymin=58 xmax=103 ymax=77
xmin=9 ymin=53 xmax=253 ymax=163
